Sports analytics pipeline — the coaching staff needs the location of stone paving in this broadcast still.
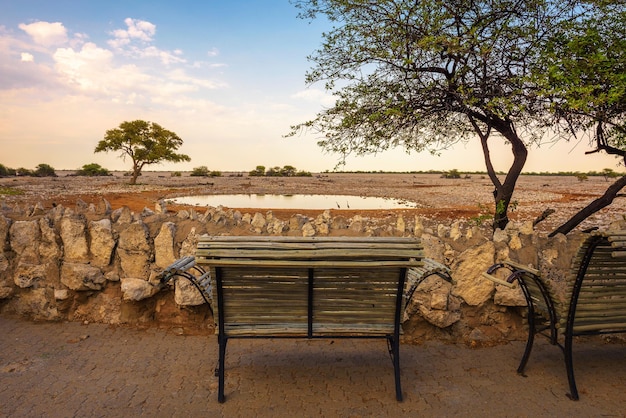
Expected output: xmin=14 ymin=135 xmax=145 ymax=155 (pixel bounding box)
xmin=1 ymin=316 xmax=625 ymax=417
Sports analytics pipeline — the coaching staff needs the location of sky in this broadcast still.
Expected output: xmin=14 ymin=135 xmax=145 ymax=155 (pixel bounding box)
xmin=0 ymin=0 xmax=622 ymax=174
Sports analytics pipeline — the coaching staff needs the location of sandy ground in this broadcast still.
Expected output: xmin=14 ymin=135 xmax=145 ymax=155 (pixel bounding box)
xmin=1 ymin=171 xmax=625 ymax=233
xmin=1 ymin=316 xmax=625 ymax=416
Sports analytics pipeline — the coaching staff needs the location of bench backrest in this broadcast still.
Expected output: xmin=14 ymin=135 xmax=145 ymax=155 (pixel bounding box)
xmin=564 ymin=231 xmax=626 ymax=334
xmin=195 ymin=236 xmax=423 ymax=337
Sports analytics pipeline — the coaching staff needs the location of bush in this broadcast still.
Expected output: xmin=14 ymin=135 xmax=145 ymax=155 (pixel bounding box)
xmin=76 ymin=163 xmax=111 ymax=176
xmin=34 ymin=163 xmax=57 ymax=177
xmin=171 ymin=171 xmax=182 ymax=177
xmin=190 ymin=166 xmax=210 ymax=177
xmin=441 ymin=169 xmax=462 ymax=179
xmin=16 ymin=167 xmax=33 ymax=176
xmin=249 ymin=165 xmax=266 ymax=176
xmin=0 ymin=164 xmax=12 ymax=177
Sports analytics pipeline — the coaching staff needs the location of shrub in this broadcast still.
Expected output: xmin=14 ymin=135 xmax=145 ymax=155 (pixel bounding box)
xmin=34 ymin=163 xmax=57 ymax=177
xmin=441 ymin=169 xmax=461 ymax=179
xmin=249 ymin=165 xmax=266 ymax=176
xmin=76 ymin=163 xmax=111 ymax=176
xmin=190 ymin=166 xmax=210 ymax=177
xmin=576 ymin=173 xmax=588 ymax=182
xmin=0 ymin=164 xmax=12 ymax=177
xmin=171 ymin=171 xmax=182 ymax=177
xmin=16 ymin=167 xmax=33 ymax=176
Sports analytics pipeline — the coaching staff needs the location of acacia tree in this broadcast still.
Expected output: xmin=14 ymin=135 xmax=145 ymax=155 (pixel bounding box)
xmin=290 ymin=0 xmax=584 ymax=229
xmin=535 ymin=2 xmax=626 ymax=236
xmin=95 ymin=120 xmax=190 ymax=185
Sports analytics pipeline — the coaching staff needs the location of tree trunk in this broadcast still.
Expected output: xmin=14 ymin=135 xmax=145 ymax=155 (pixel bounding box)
xmin=473 ymin=117 xmax=527 ymax=230
xmin=549 ymin=175 xmax=626 ymax=237
xmin=130 ymin=163 xmax=141 ymax=185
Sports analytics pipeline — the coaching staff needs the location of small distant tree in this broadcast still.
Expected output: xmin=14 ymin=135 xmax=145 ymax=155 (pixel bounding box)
xmin=34 ymin=163 xmax=57 ymax=177
xmin=76 ymin=163 xmax=110 ymax=176
xmin=602 ymin=168 xmax=619 ymax=181
xmin=190 ymin=166 xmax=210 ymax=177
xmin=249 ymin=165 xmax=266 ymax=176
xmin=95 ymin=120 xmax=190 ymax=185
xmin=280 ymin=165 xmax=297 ymax=177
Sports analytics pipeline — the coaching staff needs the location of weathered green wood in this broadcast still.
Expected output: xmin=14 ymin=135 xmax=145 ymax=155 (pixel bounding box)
xmin=201 ymin=236 xmax=426 ymax=338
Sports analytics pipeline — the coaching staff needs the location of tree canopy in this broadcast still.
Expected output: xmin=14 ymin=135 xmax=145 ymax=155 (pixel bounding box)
xmin=533 ymin=2 xmax=626 ymax=235
xmin=95 ymin=120 xmax=190 ymax=184
xmin=289 ymin=0 xmax=592 ymax=229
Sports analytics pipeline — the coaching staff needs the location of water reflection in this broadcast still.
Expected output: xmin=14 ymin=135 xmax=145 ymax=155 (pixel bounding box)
xmin=173 ymin=194 xmax=416 ymax=210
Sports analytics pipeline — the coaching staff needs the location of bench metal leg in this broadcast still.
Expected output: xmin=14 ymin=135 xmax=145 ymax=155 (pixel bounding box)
xmin=217 ymin=336 xmax=227 ymax=403
xmin=387 ymin=336 xmax=403 ymax=401
xmin=564 ymin=333 xmax=579 ymax=400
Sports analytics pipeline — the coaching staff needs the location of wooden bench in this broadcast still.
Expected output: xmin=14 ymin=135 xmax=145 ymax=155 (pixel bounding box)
xmin=159 ymin=235 xmax=452 ymax=403
xmin=482 ymin=230 xmax=626 ymax=400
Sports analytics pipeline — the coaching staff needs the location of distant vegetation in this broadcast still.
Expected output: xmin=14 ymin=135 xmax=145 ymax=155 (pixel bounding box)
xmin=248 ymin=165 xmax=312 ymax=177
xmin=332 ymin=168 xmax=625 ymax=179
xmin=75 ymin=163 xmax=111 ymax=177
xmin=190 ymin=166 xmax=222 ymax=177
xmin=0 ymin=163 xmax=57 ymax=177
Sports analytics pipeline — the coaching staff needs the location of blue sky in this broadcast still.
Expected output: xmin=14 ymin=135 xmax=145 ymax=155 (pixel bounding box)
xmin=0 ymin=0 xmax=621 ymax=173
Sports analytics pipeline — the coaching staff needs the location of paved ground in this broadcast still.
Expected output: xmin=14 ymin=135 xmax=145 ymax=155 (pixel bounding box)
xmin=1 ymin=316 xmax=625 ymax=417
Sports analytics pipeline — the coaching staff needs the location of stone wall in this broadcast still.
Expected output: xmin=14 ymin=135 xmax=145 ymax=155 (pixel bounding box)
xmin=0 ymin=198 xmax=610 ymax=343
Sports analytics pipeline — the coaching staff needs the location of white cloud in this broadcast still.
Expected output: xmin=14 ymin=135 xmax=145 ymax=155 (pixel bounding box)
xmin=167 ymin=68 xmax=225 ymax=89
xmin=110 ymin=18 xmax=155 ymax=44
xmin=18 ymin=21 xmax=68 ymax=46
xmin=107 ymin=18 xmax=186 ymax=65
xmin=20 ymin=52 xmax=34 ymax=62
xmin=207 ymin=47 xmax=219 ymax=57
xmin=140 ymin=45 xmax=186 ymax=65
xmin=53 ymin=42 xmax=153 ymax=95
xmin=292 ymin=88 xmax=335 ymax=106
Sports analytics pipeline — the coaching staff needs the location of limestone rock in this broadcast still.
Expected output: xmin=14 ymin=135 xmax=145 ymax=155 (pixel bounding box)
xmin=155 ymin=200 xmax=167 ymax=214
xmin=10 ymin=220 xmax=41 ymax=264
xmin=117 ymin=221 xmax=151 ymax=278
xmin=396 ymin=215 xmax=405 ymax=234
xmin=0 ymin=214 xmax=10 ymax=250
xmin=451 ymin=240 xmax=496 ymax=306
xmin=39 ymin=218 xmax=61 ymax=262
xmin=492 ymin=228 xmax=508 ymax=243
xmin=494 ymin=285 xmax=526 ymax=306
xmin=349 ymin=215 xmax=363 ymax=232
xmin=89 ymin=219 xmax=115 ymax=268
xmin=15 ymin=288 xmax=60 ymax=320
xmin=414 ymin=216 xmax=425 ymax=237
xmin=154 ymin=222 xmax=177 ymax=269
xmin=180 ymin=227 xmax=199 ymax=258
xmin=174 ymin=278 xmax=207 ymax=306
xmin=14 ymin=262 xmax=47 ymax=288
xmin=251 ymin=213 xmax=266 ymax=233
xmin=61 ymin=263 xmax=106 ymax=291
xmin=120 ymin=277 xmax=159 ymax=301
xmin=404 ymin=275 xmax=461 ymax=328
xmin=301 ymin=222 xmax=316 ymax=237
xmin=60 ymin=215 xmax=89 ymax=262
xmin=267 ymin=218 xmax=287 ymax=235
